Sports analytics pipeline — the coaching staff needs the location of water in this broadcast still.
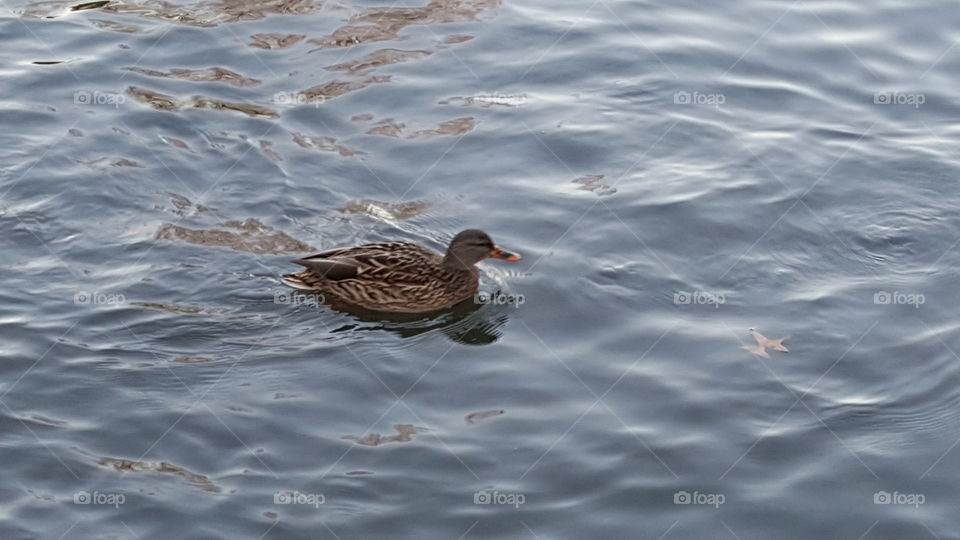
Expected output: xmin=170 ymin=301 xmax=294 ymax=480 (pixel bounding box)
xmin=1 ymin=0 xmax=959 ymax=537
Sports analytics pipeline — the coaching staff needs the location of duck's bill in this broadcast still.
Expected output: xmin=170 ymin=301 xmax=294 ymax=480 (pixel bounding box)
xmin=489 ymin=247 xmax=521 ymax=262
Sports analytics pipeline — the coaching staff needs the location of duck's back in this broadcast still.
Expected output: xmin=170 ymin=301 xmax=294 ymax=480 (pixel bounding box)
xmin=281 ymin=242 xmax=479 ymax=312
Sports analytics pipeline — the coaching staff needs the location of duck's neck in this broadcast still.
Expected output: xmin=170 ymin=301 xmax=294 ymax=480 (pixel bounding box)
xmin=442 ymin=253 xmax=473 ymax=271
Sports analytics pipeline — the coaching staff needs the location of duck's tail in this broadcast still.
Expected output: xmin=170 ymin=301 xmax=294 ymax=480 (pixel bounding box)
xmin=280 ymin=273 xmax=316 ymax=291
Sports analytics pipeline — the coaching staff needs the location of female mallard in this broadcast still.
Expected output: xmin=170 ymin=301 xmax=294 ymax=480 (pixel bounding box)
xmin=281 ymin=229 xmax=521 ymax=313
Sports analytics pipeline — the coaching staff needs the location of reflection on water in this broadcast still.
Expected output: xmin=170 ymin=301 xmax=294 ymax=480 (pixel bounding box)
xmin=298 ymin=76 xmax=391 ymax=103
xmin=165 ymin=193 xmax=212 ymax=215
xmin=340 ymin=200 xmax=433 ymax=220
xmin=439 ymin=93 xmax=527 ymax=108
xmin=132 ymin=302 xmax=226 ymax=315
xmin=89 ymin=17 xmax=142 ymax=32
xmin=71 ymin=0 xmax=110 ymax=11
xmin=572 ymin=174 xmax=616 ymax=197
xmin=309 ymin=0 xmax=499 ymax=48
xmin=79 ymin=156 xmax=142 ymax=169
xmin=125 ymin=67 xmax=262 ymax=88
xmin=125 ymin=86 xmax=180 ymax=111
xmin=257 ymin=139 xmax=281 ymax=164
xmin=440 ymin=311 xmax=508 ymax=344
xmin=249 ymin=33 xmax=305 ymax=49
xmin=355 ymin=115 xmax=476 ymax=138
xmin=160 ymin=136 xmax=192 ymax=151
xmin=156 ymin=218 xmax=313 ymax=254
xmin=126 ymin=85 xmax=280 ymax=117
xmin=97 ymin=457 xmax=219 ymax=492
xmin=343 ymin=424 xmax=422 ymax=446
xmin=465 ymin=409 xmax=504 ymax=424
xmin=320 ymin=292 xmax=510 ymax=344
xmin=326 ymin=49 xmax=432 ymax=74
xmin=172 ymin=355 xmax=212 ymax=363
xmin=292 ymin=132 xmax=363 ymax=157
xmin=103 ymin=0 xmax=317 ymax=27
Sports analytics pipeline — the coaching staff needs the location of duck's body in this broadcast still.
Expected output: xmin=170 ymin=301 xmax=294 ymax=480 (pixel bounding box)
xmin=281 ymin=230 xmax=519 ymax=313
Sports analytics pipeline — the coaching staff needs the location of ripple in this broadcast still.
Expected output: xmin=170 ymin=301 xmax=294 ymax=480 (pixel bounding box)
xmin=90 ymin=18 xmax=143 ymax=32
xmin=343 ymin=424 xmax=423 ymax=446
xmin=107 ymin=0 xmax=317 ymax=26
xmin=308 ymin=0 xmax=500 ymax=48
xmin=325 ymin=49 xmax=433 ymax=73
xmin=97 ymin=457 xmax=220 ymax=492
xmin=340 ymin=200 xmax=433 ymax=221
xmin=124 ymin=67 xmax=262 ymax=87
xmin=439 ymin=93 xmax=527 ymax=108
xmin=355 ymin=115 xmax=476 ymax=138
xmin=78 ymin=157 xmax=142 ymax=168
xmin=156 ymin=218 xmax=313 ymax=254
xmin=125 ymin=86 xmax=279 ymax=117
xmin=248 ymin=33 xmax=305 ymax=49
xmin=572 ymin=174 xmax=616 ymax=197
xmin=465 ymin=409 xmax=504 ymax=424
xmin=296 ymin=76 xmax=391 ymax=103
xmin=291 ymin=131 xmax=364 ymax=157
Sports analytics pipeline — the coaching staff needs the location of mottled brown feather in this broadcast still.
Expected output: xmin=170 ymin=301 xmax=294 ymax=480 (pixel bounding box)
xmin=283 ymin=241 xmax=479 ymax=312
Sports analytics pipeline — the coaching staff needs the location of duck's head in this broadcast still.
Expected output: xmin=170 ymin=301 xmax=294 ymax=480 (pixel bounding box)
xmin=443 ymin=229 xmax=521 ymax=269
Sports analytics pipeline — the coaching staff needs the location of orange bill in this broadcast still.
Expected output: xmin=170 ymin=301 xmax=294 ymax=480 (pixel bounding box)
xmin=489 ymin=246 xmax=521 ymax=262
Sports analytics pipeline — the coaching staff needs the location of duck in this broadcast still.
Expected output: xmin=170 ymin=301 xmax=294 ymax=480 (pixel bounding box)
xmin=281 ymin=229 xmax=521 ymax=313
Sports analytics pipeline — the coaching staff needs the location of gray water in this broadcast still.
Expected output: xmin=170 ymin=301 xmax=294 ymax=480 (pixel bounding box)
xmin=2 ymin=0 xmax=959 ymax=538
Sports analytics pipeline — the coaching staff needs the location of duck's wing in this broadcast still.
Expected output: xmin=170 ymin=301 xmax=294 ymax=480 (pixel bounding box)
xmin=289 ymin=257 xmax=359 ymax=280
xmin=292 ymin=242 xmax=437 ymax=282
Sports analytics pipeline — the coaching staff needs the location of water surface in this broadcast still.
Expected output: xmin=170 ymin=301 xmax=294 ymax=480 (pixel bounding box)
xmin=2 ymin=0 xmax=960 ymax=538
